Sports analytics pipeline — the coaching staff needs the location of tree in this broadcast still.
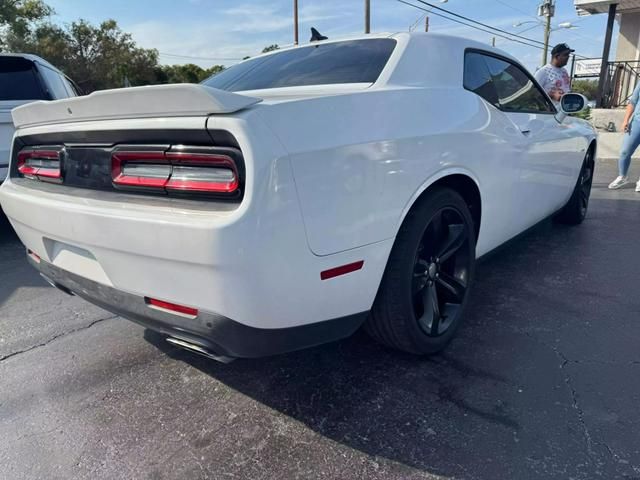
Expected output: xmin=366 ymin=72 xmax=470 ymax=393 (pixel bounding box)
xmin=571 ymin=79 xmax=598 ymax=101
xmin=261 ymin=44 xmax=279 ymax=53
xmin=154 ymin=63 xmax=225 ymax=84
xmin=0 ymin=0 xmax=52 ymax=49
xmin=4 ymin=19 xmax=160 ymax=92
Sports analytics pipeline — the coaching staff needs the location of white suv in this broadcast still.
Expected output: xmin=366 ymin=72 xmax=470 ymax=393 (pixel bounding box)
xmin=1 ymin=54 xmax=78 ymax=182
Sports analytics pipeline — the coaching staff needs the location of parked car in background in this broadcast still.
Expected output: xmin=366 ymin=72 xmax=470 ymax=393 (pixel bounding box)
xmin=0 ymin=33 xmax=596 ymax=362
xmin=1 ymin=54 xmax=79 ymax=182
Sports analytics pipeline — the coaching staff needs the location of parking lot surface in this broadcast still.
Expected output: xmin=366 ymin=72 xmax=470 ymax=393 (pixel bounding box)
xmin=1 ymin=158 xmax=639 ymax=480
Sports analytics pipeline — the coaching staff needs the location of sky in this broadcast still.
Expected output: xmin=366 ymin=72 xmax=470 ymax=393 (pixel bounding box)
xmin=44 ymin=0 xmax=618 ymax=74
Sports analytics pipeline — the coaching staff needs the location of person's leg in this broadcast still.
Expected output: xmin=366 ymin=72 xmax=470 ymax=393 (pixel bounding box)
xmin=618 ymin=121 xmax=640 ymax=176
xmin=610 ymin=121 xmax=640 ymax=189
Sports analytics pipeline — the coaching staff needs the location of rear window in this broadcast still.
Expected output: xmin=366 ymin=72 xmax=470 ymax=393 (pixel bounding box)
xmin=203 ymin=38 xmax=396 ymax=92
xmin=0 ymin=57 xmax=47 ymax=101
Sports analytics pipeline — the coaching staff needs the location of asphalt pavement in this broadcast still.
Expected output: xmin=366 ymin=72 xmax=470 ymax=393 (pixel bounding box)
xmin=1 ymin=158 xmax=639 ymax=480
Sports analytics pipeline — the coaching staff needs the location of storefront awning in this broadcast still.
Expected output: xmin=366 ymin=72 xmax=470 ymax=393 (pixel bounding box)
xmin=575 ymin=0 xmax=640 ymax=15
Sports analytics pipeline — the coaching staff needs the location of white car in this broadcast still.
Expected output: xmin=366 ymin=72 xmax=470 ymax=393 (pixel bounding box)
xmin=1 ymin=54 xmax=79 ymax=183
xmin=0 ymin=33 xmax=596 ymax=361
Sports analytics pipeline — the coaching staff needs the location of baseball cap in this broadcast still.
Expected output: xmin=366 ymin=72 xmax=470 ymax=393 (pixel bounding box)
xmin=551 ymin=43 xmax=575 ymax=56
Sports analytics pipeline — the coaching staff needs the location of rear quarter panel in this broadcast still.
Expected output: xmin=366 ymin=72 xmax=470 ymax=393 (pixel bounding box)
xmin=258 ymin=86 xmax=525 ymax=257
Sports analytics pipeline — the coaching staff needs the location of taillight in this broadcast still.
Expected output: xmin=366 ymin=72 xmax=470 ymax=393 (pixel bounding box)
xmin=112 ymin=149 xmax=239 ymax=195
xmin=111 ymin=151 xmax=170 ymax=188
xmin=17 ymin=148 xmax=62 ymax=181
xmin=165 ymin=152 xmax=239 ymax=193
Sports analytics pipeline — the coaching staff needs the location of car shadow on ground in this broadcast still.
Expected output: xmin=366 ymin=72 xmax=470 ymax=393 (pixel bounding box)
xmin=0 ymin=208 xmax=16 ymax=243
xmin=0 ymin=210 xmax=50 ymax=309
xmin=142 ymin=205 xmax=636 ymax=478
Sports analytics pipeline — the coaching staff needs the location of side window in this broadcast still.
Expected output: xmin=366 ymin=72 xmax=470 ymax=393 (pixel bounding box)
xmin=463 ymin=51 xmax=555 ymax=114
xmin=463 ymin=52 xmax=499 ymax=107
xmin=482 ymin=55 xmax=555 ymax=113
xmin=38 ymin=66 xmax=70 ymax=99
xmin=62 ymin=76 xmax=78 ymax=97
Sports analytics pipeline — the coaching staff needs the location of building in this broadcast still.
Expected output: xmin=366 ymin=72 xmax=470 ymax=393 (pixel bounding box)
xmin=574 ymin=0 xmax=640 ymax=107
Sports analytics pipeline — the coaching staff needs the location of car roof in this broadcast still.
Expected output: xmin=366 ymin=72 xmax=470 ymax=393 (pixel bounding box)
xmin=0 ymin=53 xmax=65 ymax=75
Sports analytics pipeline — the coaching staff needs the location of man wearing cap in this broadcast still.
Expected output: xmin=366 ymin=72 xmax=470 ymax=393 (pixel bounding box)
xmin=534 ymin=43 xmax=574 ymax=102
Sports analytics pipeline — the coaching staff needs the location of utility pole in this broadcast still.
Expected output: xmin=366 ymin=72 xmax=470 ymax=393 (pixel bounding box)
xmin=492 ymin=37 xmax=496 ymax=47
xmin=425 ymin=16 xmax=429 ymax=32
xmin=294 ymin=0 xmax=299 ymax=45
xmin=365 ymin=0 xmax=370 ymax=34
xmin=539 ymin=0 xmax=555 ymax=66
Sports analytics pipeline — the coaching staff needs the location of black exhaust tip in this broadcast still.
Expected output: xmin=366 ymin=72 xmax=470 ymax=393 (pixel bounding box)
xmin=165 ymin=336 xmax=235 ymax=363
xmin=40 ymin=273 xmax=75 ymax=296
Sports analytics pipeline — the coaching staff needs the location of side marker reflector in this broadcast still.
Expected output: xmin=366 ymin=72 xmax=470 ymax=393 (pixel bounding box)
xmin=320 ymin=261 xmax=364 ymax=280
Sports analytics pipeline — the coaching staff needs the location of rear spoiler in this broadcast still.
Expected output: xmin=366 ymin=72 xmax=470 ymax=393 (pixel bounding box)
xmin=11 ymin=84 xmax=261 ymax=129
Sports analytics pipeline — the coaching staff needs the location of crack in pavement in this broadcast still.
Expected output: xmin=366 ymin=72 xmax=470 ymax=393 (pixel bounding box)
xmin=559 ymin=352 xmax=597 ymax=460
xmin=523 ymin=333 xmax=599 ymax=464
xmin=524 ymin=332 xmax=640 ymax=476
xmin=0 ymin=314 xmax=119 ymax=363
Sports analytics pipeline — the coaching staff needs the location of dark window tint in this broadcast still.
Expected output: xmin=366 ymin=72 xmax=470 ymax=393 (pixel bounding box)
xmin=39 ymin=66 xmax=71 ymax=99
xmin=0 ymin=57 xmax=47 ymax=101
xmin=203 ymin=39 xmax=396 ymax=92
xmin=464 ymin=51 xmax=555 ymax=114
xmin=483 ymin=55 xmax=554 ymax=113
xmin=463 ymin=52 xmax=498 ymax=106
xmin=62 ymin=77 xmax=78 ymax=96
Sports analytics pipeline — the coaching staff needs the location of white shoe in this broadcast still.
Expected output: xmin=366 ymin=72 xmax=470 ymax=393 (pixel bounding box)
xmin=608 ymin=176 xmax=629 ymax=189
xmin=636 ymin=178 xmax=640 ymax=192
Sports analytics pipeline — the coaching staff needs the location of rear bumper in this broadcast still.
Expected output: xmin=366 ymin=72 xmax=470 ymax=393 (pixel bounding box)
xmin=31 ymin=256 xmax=367 ymax=358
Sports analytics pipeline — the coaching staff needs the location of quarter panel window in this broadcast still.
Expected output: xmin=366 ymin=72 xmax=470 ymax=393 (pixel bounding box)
xmin=463 ymin=52 xmax=498 ymax=107
xmin=463 ymin=50 xmax=555 ymax=114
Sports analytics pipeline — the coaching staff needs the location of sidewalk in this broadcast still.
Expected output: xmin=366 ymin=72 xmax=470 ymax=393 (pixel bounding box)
xmin=595 ymin=132 xmax=640 ymax=160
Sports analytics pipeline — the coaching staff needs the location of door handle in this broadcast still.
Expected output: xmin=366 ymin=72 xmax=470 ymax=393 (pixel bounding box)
xmin=520 ymin=129 xmax=531 ymax=136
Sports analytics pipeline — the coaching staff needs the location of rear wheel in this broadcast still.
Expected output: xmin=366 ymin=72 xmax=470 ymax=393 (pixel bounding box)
xmin=556 ymin=148 xmax=595 ymax=225
xmin=366 ymin=187 xmax=476 ymax=355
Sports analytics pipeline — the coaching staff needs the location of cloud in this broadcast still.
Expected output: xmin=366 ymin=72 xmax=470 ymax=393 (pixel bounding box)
xmin=126 ymin=1 xmax=346 ymax=67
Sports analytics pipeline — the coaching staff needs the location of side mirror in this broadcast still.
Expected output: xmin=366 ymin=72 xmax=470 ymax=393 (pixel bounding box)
xmin=561 ymin=93 xmax=587 ymax=113
xmin=556 ymin=93 xmax=588 ymax=123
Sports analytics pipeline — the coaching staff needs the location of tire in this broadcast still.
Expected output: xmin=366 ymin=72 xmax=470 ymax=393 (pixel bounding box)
xmin=556 ymin=148 xmax=595 ymax=225
xmin=365 ymin=187 xmax=476 ymax=355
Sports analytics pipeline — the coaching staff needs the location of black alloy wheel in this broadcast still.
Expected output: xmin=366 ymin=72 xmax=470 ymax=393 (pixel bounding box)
xmin=412 ymin=207 xmax=471 ymax=338
xmin=366 ymin=187 xmax=476 ymax=355
xmin=578 ymin=150 xmax=594 ymax=218
xmin=557 ymin=147 xmax=595 ymax=225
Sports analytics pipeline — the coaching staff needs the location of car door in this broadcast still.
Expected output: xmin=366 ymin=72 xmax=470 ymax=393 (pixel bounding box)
xmin=463 ymin=51 xmax=525 ymax=245
xmin=481 ymin=54 xmax=580 ymax=228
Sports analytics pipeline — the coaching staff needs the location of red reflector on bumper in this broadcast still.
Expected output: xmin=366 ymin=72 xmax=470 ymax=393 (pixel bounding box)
xmin=27 ymin=249 xmax=41 ymax=263
xmin=145 ymin=297 xmax=198 ymax=317
xmin=320 ymin=261 xmax=364 ymax=280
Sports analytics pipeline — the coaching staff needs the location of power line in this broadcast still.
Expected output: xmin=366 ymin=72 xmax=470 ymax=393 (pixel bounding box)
xmin=411 ymin=0 xmax=546 ymax=46
xmin=398 ymin=0 xmax=589 ymax=60
xmin=415 ymin=0 xmax=592 ymax=59
xmin=490 ymin=0 xmax=541 ymax=23
xmin=494 ymin=23 xmax=542 ymax=45
xmin=397 ymin=0 xmax=545 ymax=50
